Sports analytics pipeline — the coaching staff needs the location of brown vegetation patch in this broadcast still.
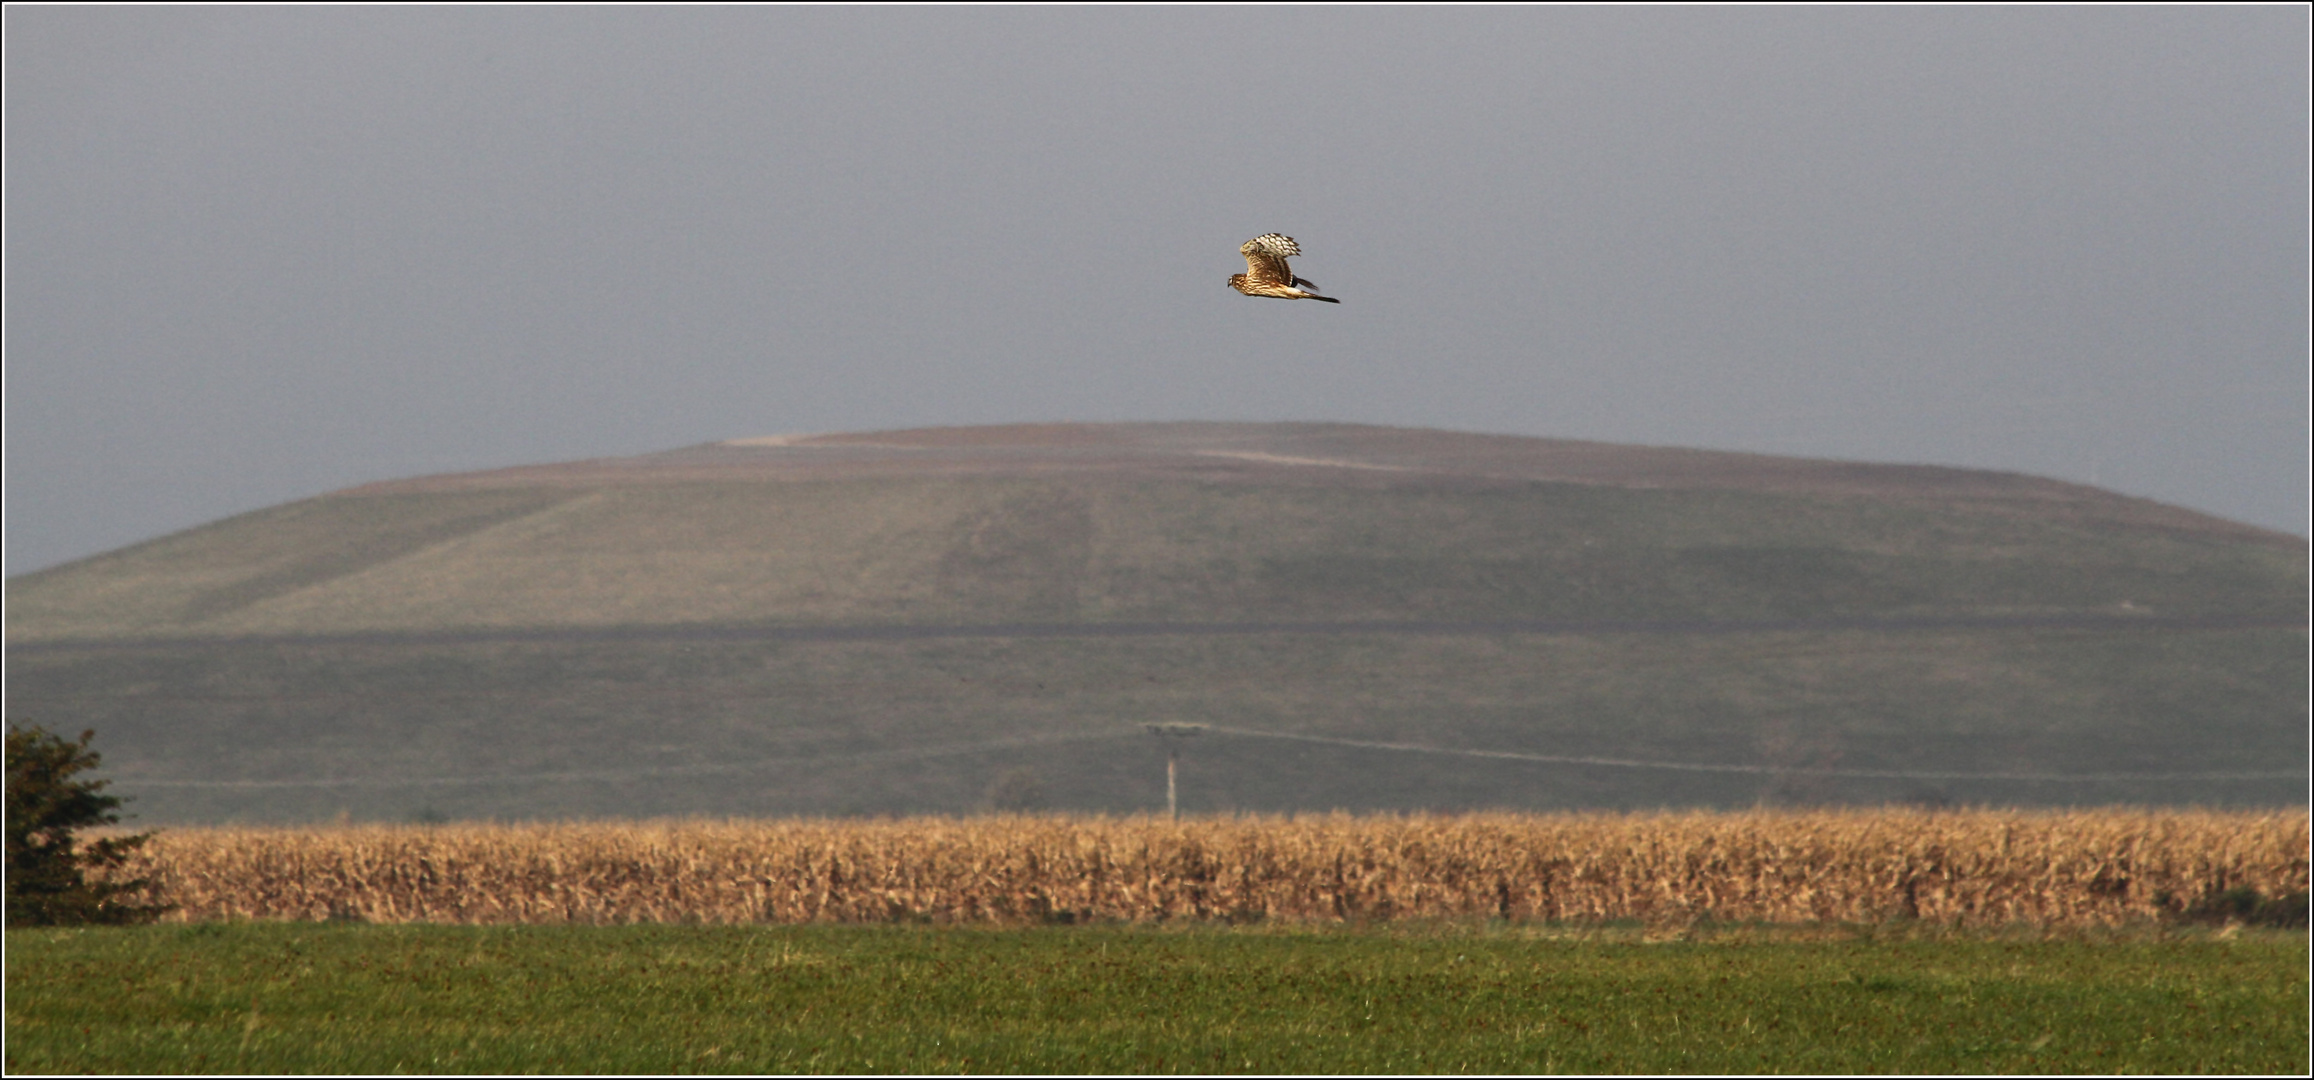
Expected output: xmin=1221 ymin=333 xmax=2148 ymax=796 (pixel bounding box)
xmin=124 ymin=808 xmax=2308 ymax=928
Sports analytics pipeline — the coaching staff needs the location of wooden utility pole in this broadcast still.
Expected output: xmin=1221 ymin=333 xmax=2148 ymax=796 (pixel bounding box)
xmin=1144 ymin=724 xmax=1205 ymax=820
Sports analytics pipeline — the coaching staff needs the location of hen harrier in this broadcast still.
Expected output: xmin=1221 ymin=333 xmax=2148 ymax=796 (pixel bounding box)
xmin=1229 ymin=233 xmax=1340 ymax=303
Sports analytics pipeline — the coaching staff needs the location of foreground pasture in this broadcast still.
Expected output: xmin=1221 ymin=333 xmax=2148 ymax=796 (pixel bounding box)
xmin=6 ymin=922 xmax=2304 ymax=1074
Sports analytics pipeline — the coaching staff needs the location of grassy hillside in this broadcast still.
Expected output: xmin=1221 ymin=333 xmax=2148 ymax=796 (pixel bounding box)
xmin=5 ymin=423 xmax=2303 ymax=821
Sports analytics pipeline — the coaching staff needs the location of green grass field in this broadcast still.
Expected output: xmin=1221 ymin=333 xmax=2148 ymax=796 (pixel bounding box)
xmin=7 ymin=923 xmax=2305 ymax=1074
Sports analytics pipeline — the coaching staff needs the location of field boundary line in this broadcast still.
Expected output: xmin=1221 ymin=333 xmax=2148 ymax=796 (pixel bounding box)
xmin=1199 ymin=726 xmax=2312 ymax=783
xmin=9 ymin=612 xmax=2301 ymax=654
xmin=113 ymin=723 xmax=2307 ymax=790
xmin=118 ymin=730 xmax=1141 ymax=789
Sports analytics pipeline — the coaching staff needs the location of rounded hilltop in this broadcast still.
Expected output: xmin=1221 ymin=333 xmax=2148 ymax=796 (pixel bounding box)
xmin=4 ymin=422 xmax=2303 ymax=822
xmin=332 ymin=420 xmax=2291 ymax=538
xmin=9 ymin=421 xmax=2291 ymax=643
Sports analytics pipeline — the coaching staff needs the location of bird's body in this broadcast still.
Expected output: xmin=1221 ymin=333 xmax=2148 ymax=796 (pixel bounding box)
xmin=1229 ymin=233 xmax=1339 ymax=302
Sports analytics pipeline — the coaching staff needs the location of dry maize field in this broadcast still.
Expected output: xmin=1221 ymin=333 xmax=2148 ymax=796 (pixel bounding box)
xmin=119 ymin=809 xmax=2308 ymax=928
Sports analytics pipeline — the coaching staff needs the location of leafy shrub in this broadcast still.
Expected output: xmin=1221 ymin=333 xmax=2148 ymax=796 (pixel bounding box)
xmin=5 ymin=725 xmax=170 ymax=926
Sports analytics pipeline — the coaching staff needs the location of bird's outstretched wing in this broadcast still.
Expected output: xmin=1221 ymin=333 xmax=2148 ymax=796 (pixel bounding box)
xmin=1240 ymin=233 xmax=1301 ymax=289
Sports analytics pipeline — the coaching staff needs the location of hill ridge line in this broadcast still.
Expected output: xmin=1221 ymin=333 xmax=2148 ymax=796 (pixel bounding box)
xmin=8 ymin=611 xmax=2298 ymax=654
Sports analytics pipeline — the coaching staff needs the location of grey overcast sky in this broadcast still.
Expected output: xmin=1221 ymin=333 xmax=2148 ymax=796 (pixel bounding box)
xmin=5 ymin=6 xmax=2308 ymax=574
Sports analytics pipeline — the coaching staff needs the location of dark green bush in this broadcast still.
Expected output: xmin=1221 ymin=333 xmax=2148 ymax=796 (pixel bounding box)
xmin=2160 ymin=884 xmax=2311 ymax=930
xmin=2197 ymin=887 xmax=2310 ymax=929
xmin=5 ymin=725 xmax=170 ymax=926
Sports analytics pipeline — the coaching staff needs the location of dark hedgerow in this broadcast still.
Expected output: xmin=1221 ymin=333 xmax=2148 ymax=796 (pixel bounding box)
xmin=5 ymin=725 xmax=171 ymax=926
xmin=2179 ymin=886 xmax=2311 ymax=929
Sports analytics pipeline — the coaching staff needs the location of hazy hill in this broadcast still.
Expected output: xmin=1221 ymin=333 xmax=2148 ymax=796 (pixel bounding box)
xmin=6 ymin=423 xmax=2304 ymax=821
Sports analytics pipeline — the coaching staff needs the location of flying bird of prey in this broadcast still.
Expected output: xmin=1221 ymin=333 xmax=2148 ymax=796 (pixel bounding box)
xmin=1229 ymin=233 xmax=1340 ymax=303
